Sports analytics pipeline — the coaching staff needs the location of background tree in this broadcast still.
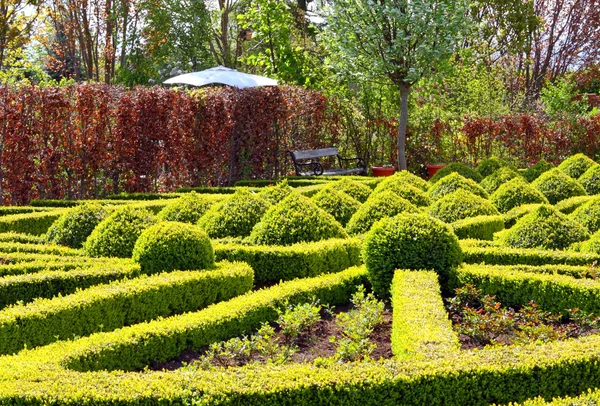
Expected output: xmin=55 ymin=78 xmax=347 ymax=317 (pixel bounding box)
xmin=0 ymin=0 xmax=40 ymax=70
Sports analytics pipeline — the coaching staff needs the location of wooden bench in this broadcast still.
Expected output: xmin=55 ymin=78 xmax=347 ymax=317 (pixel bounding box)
xmin=288 ymin=148 xmax=367 ymax=176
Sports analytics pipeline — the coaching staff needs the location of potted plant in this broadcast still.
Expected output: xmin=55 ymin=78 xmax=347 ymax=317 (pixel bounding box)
xmin=425 ymin=163 xmax=446 ymax=178
xmin=371 ymin=164 xmax=396 ymax=177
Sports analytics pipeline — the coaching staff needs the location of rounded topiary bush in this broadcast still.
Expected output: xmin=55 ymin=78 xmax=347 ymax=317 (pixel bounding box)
xmin=557 ymin=153 xmax=598 ymax=179
xmin=326 ymin=179 xmax=372 ymax=203
xmin=523 ymin=159 xmax=554 ymax=182
xmin=429 ymin=162 xmax=482 ymax=184
xmin=498 ymin=204 xmax=589 ymax=250
xmin=427 ymin=172 xmax=488 ymax=201
xmin=46 ymin=202 xmax=110 ymax=248
xmin=570 ymin=197 xmax=600 ymax=233
xmin=370 ymin=182 xmax=431 ymax=207
xmin=490 ymin=177 xmax=549 ymax=213
xmin=504 ymin=204 xmax=543 ymax=228
xmin=157 ymin=192 xmax=214 ymax=224
xmin=476 ymin=156 xmax=513 ymax=178
xmin=258 ymin=180 xmax=293 ymax=205
xmin=480 ymin=167 xmax=524 ymax=194
xmin=345 ymin=190 xmax=419 ymax=235
xmin=248 ymin=192 xmax=348 ymax=245
xmin=132 ymin=221 xmax=214 ymax=273
xmin=197 ymin=189 xmax=270 ymax=238
xmin=84 ymin=206 xmax=156 ymax=258
xmin=580 ymin=230 xmax=600 ymax=254
xmin=363 ymin=213 xmax=462 ymax=298
xmin=312 ymin=188 xmax=361 ymax=226
xmin=373 ymin=170 xmax=429 ymax=193
xmin=578 ymin=165 xmax=600 ymax=195
xmin=428 ymin=189 xmax=500 ymax=223
xmin=531 ymin=168 xmax=587 ymax=204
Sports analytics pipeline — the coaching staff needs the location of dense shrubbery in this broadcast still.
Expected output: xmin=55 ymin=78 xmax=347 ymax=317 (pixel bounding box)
xmin=476 ymin=157 xmax=513 ymax=178
xmin=258 ymin=180 xmax=293 ymax=205
xmin=326 ymin=179 xmax=373 ymax=202
xmin=248 ymin=192 xmax=348 ymax=245
xmin=570 ymin=197 xmax=600 ymax=232
xmin=498 ymin=205 xmax=590 ymax=250
xmin=490 ymin=177 xmax=549 ymax=213
xmin=132 ymin=222 xmax=214 ymax=273
xmin=428 ymin=189 xmax=500 ymax=223
xmin=363 ymin=213 xmax=462 ymax=298
xmin=346 ymin=191 xmax=419 ymax=235
xmin=427 ymin=172 xmax=488 ymax=201
xmin=157 ymin=192 xmax=215 ymax=224
xmin=531 ymin=168 xmax=587 ymax=204
xmin=373 ymin=170 xmax=429 ymax=193
xmin=197 ymin=189 xmax=270 ymax=238
xmin=429 ymin=162 xmax=483 ymax=184
xmin=557 ymin=153 xmax=598 ymax=179
xmin=578 ymin=165 xmax=600 ymax=195
xmin=371 ymin=182 xmax=431 ymax=207
xmin=84 ymin=207 xmax=156 ymax=258
xmin=312 ymin=188 xmax=361 ymax=226
xmin=523 ymin=159 xmax=554 ymax=182
xmin=451 ymin=215 xmax=505 ymax=240
xmin=46 ymin=203 xmax=110 ymax=248
xmin=480 ymin=167 xmax=523 ymax=194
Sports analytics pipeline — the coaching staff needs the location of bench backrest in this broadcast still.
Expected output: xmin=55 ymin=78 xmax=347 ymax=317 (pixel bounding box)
xmin=291 ymin=148 xmax=339 ymax=160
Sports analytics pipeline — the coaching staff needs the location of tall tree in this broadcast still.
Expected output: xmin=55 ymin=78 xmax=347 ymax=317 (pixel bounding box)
xmin=325 ymin=0 xmax=471 ymax=169
xmin=0 ymin=0 xmax=40 ymax=70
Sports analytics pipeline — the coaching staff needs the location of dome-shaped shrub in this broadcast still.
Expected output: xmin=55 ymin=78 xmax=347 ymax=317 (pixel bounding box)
xmin=428 ymin=172 xmax=488 ymax=201
xmin=370 ymin=182 xmax=431 ymax=207
xmin=531 ymin=168 xmax=587 ymax=204
xmin=312 ymin=188 xmax=361 ymax=226
xmin=428 ymin=189 xmax=499 ymax=223
xmin=557 ymin=153 xmax=598 ymax=179
xmin=325 ymin=179 xmax=372 ymax=203
xmin=373 ymin=170 xmax=429 ymax=193
xmin=490 ymin=177 xmax=549 ymax=213
xmin=248 ymin=192 xmax=348 ymax=245
xmin=499 ymin=205 xmax=589 ymax=250
xmin=258 ymin=180 xmax=293 ymax=205
xmin=480 ymin=167 xmax=524 ymax=194
xmin=504 ymin=204 xmax=542 ymax=229
xmin=363 ymin=213 xmax=462 ymax=298
xmin=523 ymin=159 xmax=554 ymax=182
xmin=46 ymin=202 xmax=110 ymax=248
xmin=578 ymin=165 xmax=600 ymax=195
xmin=570 ymin=197 xmax=600 ymax=233
xmin=84 ymin=206 xmax=156 ymax=258
xmin=157 ymin=192 xmax=214 ymax=224
xmin=429 ymin=162 xmax=482 ymax=184
xmin=132 ymin=221 xmax=214 ymax=274
xmin=476 ymin=156 xmax=513 ymax=178
xmin=197 ymin=189 xmax=270 ymax=238
xmin=580 ymin=230 xmax=600 ymax=254
xmin=346 ymin=191 xmax=419 ymax=235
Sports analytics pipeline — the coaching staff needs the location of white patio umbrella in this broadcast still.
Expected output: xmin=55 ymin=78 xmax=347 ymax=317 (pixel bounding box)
xmin=163 ymin=66 xmax=278 ymax=88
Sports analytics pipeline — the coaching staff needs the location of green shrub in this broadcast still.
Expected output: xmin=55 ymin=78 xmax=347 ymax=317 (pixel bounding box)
xmin=363 ymin=213 xmax=462 ymax=298
xmin=370 ymin=182 xmax=431 ymax=207
xmin=480 ymin=166 xmax=524 ymax=194
xmin=157 ymin=192 xmax=215 ymax=224
xmin=578 ymin=164 xmax=600 ymax=195
xmin=523 ymin=158 xmax=554 ymax=182
xmin=429 ymin=162 xmax=483 ymax=184
xmin=0 ymin=241 xmax=81 ymax=256
xmin=490 ymin=177 xmax=549 ymax=213
xmin=197 ymin=189 xmax=270 ymax=238
xmin=580 ymin=230 xmax=600 ymax=254
xmin=451 ymin=215 xmax=505 ymax=240
xmin=311 ymin=188 xmax=361 ymax=226
xmin=531 ymin=168 xmax=587 ymax=204
xmin=476 ymin=156 xmax=513 ymax=178
xmin=0 ymin=206 xmax=52 ymax=216
xmin=248 ymin=192 xmax=348 ymax=245
xmin=498 ymin=205 xmax=589 ymax=250
xmin=45 ymin=203 xmax=110 ymax=248
xmin=84 ymin=206 xmax=156 ymax=258
xmin=428 ymin=189 xmax=500 ymax=223
xmin=570 ymin=197 xmax=600 ymax=232
xmin=372 ymin=170 xmax=429 ymax=193
xmin=0 ymin=232 xmax=44 ymax=244
xmin=557 ymin=153 xmax=598 ymax=179
xmin=326 ymin=178 xmax=373 ymax=202
xmin=0 ymin=210 xmax=66 ymax=236
xmin=555 ymin=195 xmax=593 ymax=214
xmin=503 ymin=203 xmax=542 ymax=228
xmin=258 ymin=180 xmax=293 ymax=205
xmin=345 ymin=191 xmax=419 ymax=235
xmin=427 ymin=172 xmax=488 ymax=201
xmin=132 ymin=222 xmax=214 ymax=273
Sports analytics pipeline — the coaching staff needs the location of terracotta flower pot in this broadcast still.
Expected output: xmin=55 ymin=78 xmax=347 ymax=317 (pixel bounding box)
xmin=371 ymin=166 xmax=396 ymax=177
xmin=426 ymin=164 xmax=446 ymax=178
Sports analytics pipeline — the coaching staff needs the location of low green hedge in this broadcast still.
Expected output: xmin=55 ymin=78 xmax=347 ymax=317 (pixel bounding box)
xmin=0 ymin=207 xmax=53 ymax=216
xmin=213 ymin=238 xmax=362 ymax=285
xmin=0 ymin=242 xmax=81 ymax=256
xmin=557 ymin=153 xmax=597 ymax=179
xmin=428 ymin=189 xmax=500 ymax=223
xmin=0 ymin=261 xmax=253 ymax=355
xmin=391 ymin=270 xmax=459 ymax=360
xmin=0 ymin=256 xmax=121 ymax=277
xmin=555 ymin=195 xmax=593 ymax=214
xmin=0 ymin=232 xmax=44 ymax=244
xmin=427 ymin=172 xmax=488 ymax=201
xmin=0 ymin=262 xmax=142 ymax=308
xmin=578 ymin=165 xmax=600 ymax=195
xmin=503 ymin=204 xmax=542 ymax=228
xmin=0 ymin=210 xmax=67 ymax=235
xmin=451 ymin=215 xmax=505 ymax=240
xmin=480 ymin=166 xmax=523 ymax=194
xmin=105 ymin=192 xmax=182 ymax=200
xmin=428 ymin=162 xmax=483 ymax=183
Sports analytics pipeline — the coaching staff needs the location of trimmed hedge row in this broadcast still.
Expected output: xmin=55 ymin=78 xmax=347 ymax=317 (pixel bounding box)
xmin=0 ymin=207 xmax=53 ymax=216
xmin=0 ymin=261 xmax=253 ymax=355
xmin=0 ymin=210 xmax=67 ymax=235
xmin=554 ymin=195 xmax=593 ymax=214
xmin=391 ymin=270 xmax=459 ymax=360
xmin=449 ymin=264 xmax=600 ymax=314
xmin=0 ymin=232 xmax=45 ymax=244
xmin=0 ymin=262 xmax=142 ymax=308
xmin=0 ymin=242 xmax=81 ymax=256
xmin=451 ymin=215 xmax=505 ymax=240
xmin=0 ymin=257 xmax=121 ymax=277
xmin=213 ymin=238 xmax=362 ymax=285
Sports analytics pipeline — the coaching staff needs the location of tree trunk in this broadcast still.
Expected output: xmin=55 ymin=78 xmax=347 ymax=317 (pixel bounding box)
xmin=397 ymin=83 xmax=410 ymax=170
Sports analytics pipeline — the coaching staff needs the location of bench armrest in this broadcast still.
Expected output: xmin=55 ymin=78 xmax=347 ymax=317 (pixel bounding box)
xmin=294 ymin=161 xmax=324 ymax=176
xmin=338 ymin=156 xmax=366 ymax=171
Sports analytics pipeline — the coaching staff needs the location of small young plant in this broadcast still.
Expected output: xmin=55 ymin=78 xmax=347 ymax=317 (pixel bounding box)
xmin=277 ymin=301 xmax=322 ymax=344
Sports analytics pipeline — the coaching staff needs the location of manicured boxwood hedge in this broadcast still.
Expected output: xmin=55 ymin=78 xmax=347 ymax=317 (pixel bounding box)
xmin=451 ymin=215 xmax=505 ymax=240
xmin=0 ymin=210 xmax=67 ymax=236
